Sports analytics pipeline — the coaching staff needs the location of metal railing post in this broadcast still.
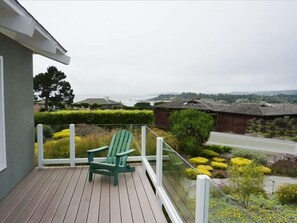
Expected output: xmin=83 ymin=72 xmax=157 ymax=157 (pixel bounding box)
xmin=37 ymin=124 xmax=43 ymax=169
xmin=156 ymin=137 xmax=163 ymax=206
xmin=195 ymin=175 xmax=210 ymax=223
xmin=69 ymin=124 xmax=75 ymax=167
xmin=141 ymin=126 xmax=146 ymax=160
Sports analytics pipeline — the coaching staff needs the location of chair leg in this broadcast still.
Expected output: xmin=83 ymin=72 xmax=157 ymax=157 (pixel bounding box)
xmin=113 ymin=172 xmax=119 ymax=186
xmin=89 ymin=171 xmax=93 ymax=182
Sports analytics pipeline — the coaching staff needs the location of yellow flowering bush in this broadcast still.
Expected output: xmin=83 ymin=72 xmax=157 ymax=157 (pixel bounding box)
xmin=231 ymin=157 xmax=252 ymax=166
xmin=213 ymin=157 xmax=226 ymax=163
xmin=260 ymin=166 xmax=272 ymax=175
xmin=197 ymin=165 xmax=213 ymax=171
xmin=202 ymin=149 xmax=219 ymax=158
xmin=189 ymin=157 xmax=209 ymax=165
xmin=197 ymin=167 xmax=212 ymax=177
xmin=211 ymin=161 xmax=228 ymax=170
xmin=276 ymin=184 xmax=297 ymax=205
xmin=185 ymin=168 xmax=200 ymax=180
xmin=53 ymin=129 xmax=70 ymax=140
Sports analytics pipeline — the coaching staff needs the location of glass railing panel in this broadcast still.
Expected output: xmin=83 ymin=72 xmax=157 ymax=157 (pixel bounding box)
xmin=162 ymin=143 xmax=196 ymax=223
xmin=145 ymin=127 xmax=158 ymax=174
xmin=35 ymin=124 xmax=71 ymax=162
xmin=74 ymin=124 xmax=142 ymax=158
xmin=208 ymin=179 xmax=256 ymax=223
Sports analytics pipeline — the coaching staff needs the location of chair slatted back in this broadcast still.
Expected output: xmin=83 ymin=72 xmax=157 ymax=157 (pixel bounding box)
xmin=106 ymin=129 xmax=133 ymax=165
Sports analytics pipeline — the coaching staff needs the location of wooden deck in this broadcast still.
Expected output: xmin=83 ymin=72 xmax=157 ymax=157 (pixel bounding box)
xmin=0 ymin=165 xmax=167 ymax=223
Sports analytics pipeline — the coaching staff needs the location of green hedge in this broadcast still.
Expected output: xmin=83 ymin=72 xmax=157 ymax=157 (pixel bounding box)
xmin=34 ymin=110 xmax=153 ymax=125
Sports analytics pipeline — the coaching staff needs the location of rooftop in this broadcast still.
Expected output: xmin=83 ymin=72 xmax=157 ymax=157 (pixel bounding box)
xmin=155 ymin=99 xmax=297 ymax=116
xmin=75 ymin=98 xmax=122 ymax=106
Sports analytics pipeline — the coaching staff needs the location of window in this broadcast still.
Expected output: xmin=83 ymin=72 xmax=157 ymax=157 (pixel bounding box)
xmin=0 ymin=56 xmax=6 ymax=171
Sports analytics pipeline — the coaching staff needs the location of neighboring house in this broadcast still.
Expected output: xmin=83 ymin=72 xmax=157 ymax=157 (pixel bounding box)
xmin=74 ymin=98 xmax=124 ymax=109
xmin=33 ymin=99 xmax=46 ymax=111
xmin=216 ymin=103 xmax=297 ymax=134
xmin=154 ymin=99 xmax=297 ymax=134
xmin=154 ymin=99 xmax=225 ymax=129
xmin=0 ymin=0 xmax=70 ymax=201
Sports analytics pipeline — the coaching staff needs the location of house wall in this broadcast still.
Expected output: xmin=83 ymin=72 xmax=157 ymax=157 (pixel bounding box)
xmin=215 ymin=113 xmax=255 ymax=134
xmin=0 ymin=34 xmax=34 ymax=201
xmin=154 ymin=108 xmax=171 ymax=129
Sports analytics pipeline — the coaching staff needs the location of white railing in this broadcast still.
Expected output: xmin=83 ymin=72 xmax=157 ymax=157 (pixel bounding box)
xmin=36 ymin=124 xmax=210 ymax=223
xmin=207 ymin=131 xmax=297 ymax=155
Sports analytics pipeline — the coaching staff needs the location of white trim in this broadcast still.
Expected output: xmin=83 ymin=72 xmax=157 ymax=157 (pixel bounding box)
xmin=0 ymin=56 xmax=7 ymax=172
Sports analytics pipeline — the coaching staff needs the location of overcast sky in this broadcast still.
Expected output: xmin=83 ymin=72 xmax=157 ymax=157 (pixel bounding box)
xmin=20 ymin=0 xmax=297 ymax=102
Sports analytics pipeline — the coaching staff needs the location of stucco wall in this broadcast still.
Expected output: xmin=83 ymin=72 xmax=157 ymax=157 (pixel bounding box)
xmin=0 ymin=34 xmax=34 ymax=201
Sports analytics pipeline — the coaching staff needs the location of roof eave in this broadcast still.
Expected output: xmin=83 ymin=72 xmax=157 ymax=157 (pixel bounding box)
xmin=0 ymin=0 xmax=70 ymax=65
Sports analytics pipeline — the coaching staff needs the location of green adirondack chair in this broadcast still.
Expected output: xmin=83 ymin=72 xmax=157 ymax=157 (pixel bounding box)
xmin=87 ymin=129 xmax=135 ymax=186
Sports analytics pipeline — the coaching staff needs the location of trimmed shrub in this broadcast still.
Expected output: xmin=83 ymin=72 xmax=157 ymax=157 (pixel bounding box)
xmin=276 ymin=184 xmax=297 ymax=205
xmin=197 ymin=165 xmax=213 ymax=171
xmin=201 ymin=149 xmax=219 ymax=158
xmin=53 ymin=129 xmax=70 ymax=140
xmin=232 ymin=149 xmax=267 ymax=165
xmin=231 ymin=157 xmax=252 ymax=166
xmin=185 ymin=168 xmax=199 ymax=180
xmin=213 ymin=157 xmax=226 ymax=163
xmin=189 ymin=157 xmax=208 ymax=165
xmin=260 ymin=166 xmax=272 ymax=175
xmin=197 ymin=167 xmax=212 ymax=177
xmin=35 ymin=110 xmax=153 ymax=125
xmin=211 ymin=161 xmax=228 ymax=170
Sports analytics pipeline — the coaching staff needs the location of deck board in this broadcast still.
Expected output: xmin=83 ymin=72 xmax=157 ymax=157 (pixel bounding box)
xmin=0 ymin=165 xmax=167 ymax=223
xmin=87 ymin=175 xmax=102 ymax=223
xmin=1 ymin=168 xmax=54 ymax=223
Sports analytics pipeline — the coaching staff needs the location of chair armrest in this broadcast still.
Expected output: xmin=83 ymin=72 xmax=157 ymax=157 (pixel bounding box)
xmin=115 ymin=149 xmax=135 ymax=157
xmin=87 ymin=146 xmax=109 ymax=162
xmin=115 ymin=149 xmax=135 ymax=167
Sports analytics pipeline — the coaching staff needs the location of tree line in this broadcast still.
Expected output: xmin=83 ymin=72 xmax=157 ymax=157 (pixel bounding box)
xmin=151 ymin=92 xmax=297 ymax=104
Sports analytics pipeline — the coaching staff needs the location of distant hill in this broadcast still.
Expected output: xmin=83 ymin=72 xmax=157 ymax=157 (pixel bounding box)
xmin=149 ymin=90 xmax=297 ymax=104
xmin=231 ymin=89 xmax=297 ymax=96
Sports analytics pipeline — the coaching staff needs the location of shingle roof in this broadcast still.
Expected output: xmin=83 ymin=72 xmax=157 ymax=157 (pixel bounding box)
xmin=154 ymin=99 xmax=227 ymax=111
xmin=75 ymin=98 xmax=122 ymax=106
xmin=155 ymin=99 xmax=297 ymax=116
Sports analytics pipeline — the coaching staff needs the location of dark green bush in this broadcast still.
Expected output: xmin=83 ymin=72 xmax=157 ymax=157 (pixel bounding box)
xmin=35 ymin=110 xmax=153 ymax=125
xmin=276 ymin=184 xmax=297 ymax=205
xmin=205 ymin=145 xmax=233 ymax=154
xmin=169 ymin=109 xmax=214 ymax=156
xmin=43 ymin=125 xmax=53 ymax=138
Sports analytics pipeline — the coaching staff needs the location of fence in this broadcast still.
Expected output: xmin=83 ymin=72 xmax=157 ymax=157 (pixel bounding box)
xmin=207 ymin=131 xmax=297 ymax=155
